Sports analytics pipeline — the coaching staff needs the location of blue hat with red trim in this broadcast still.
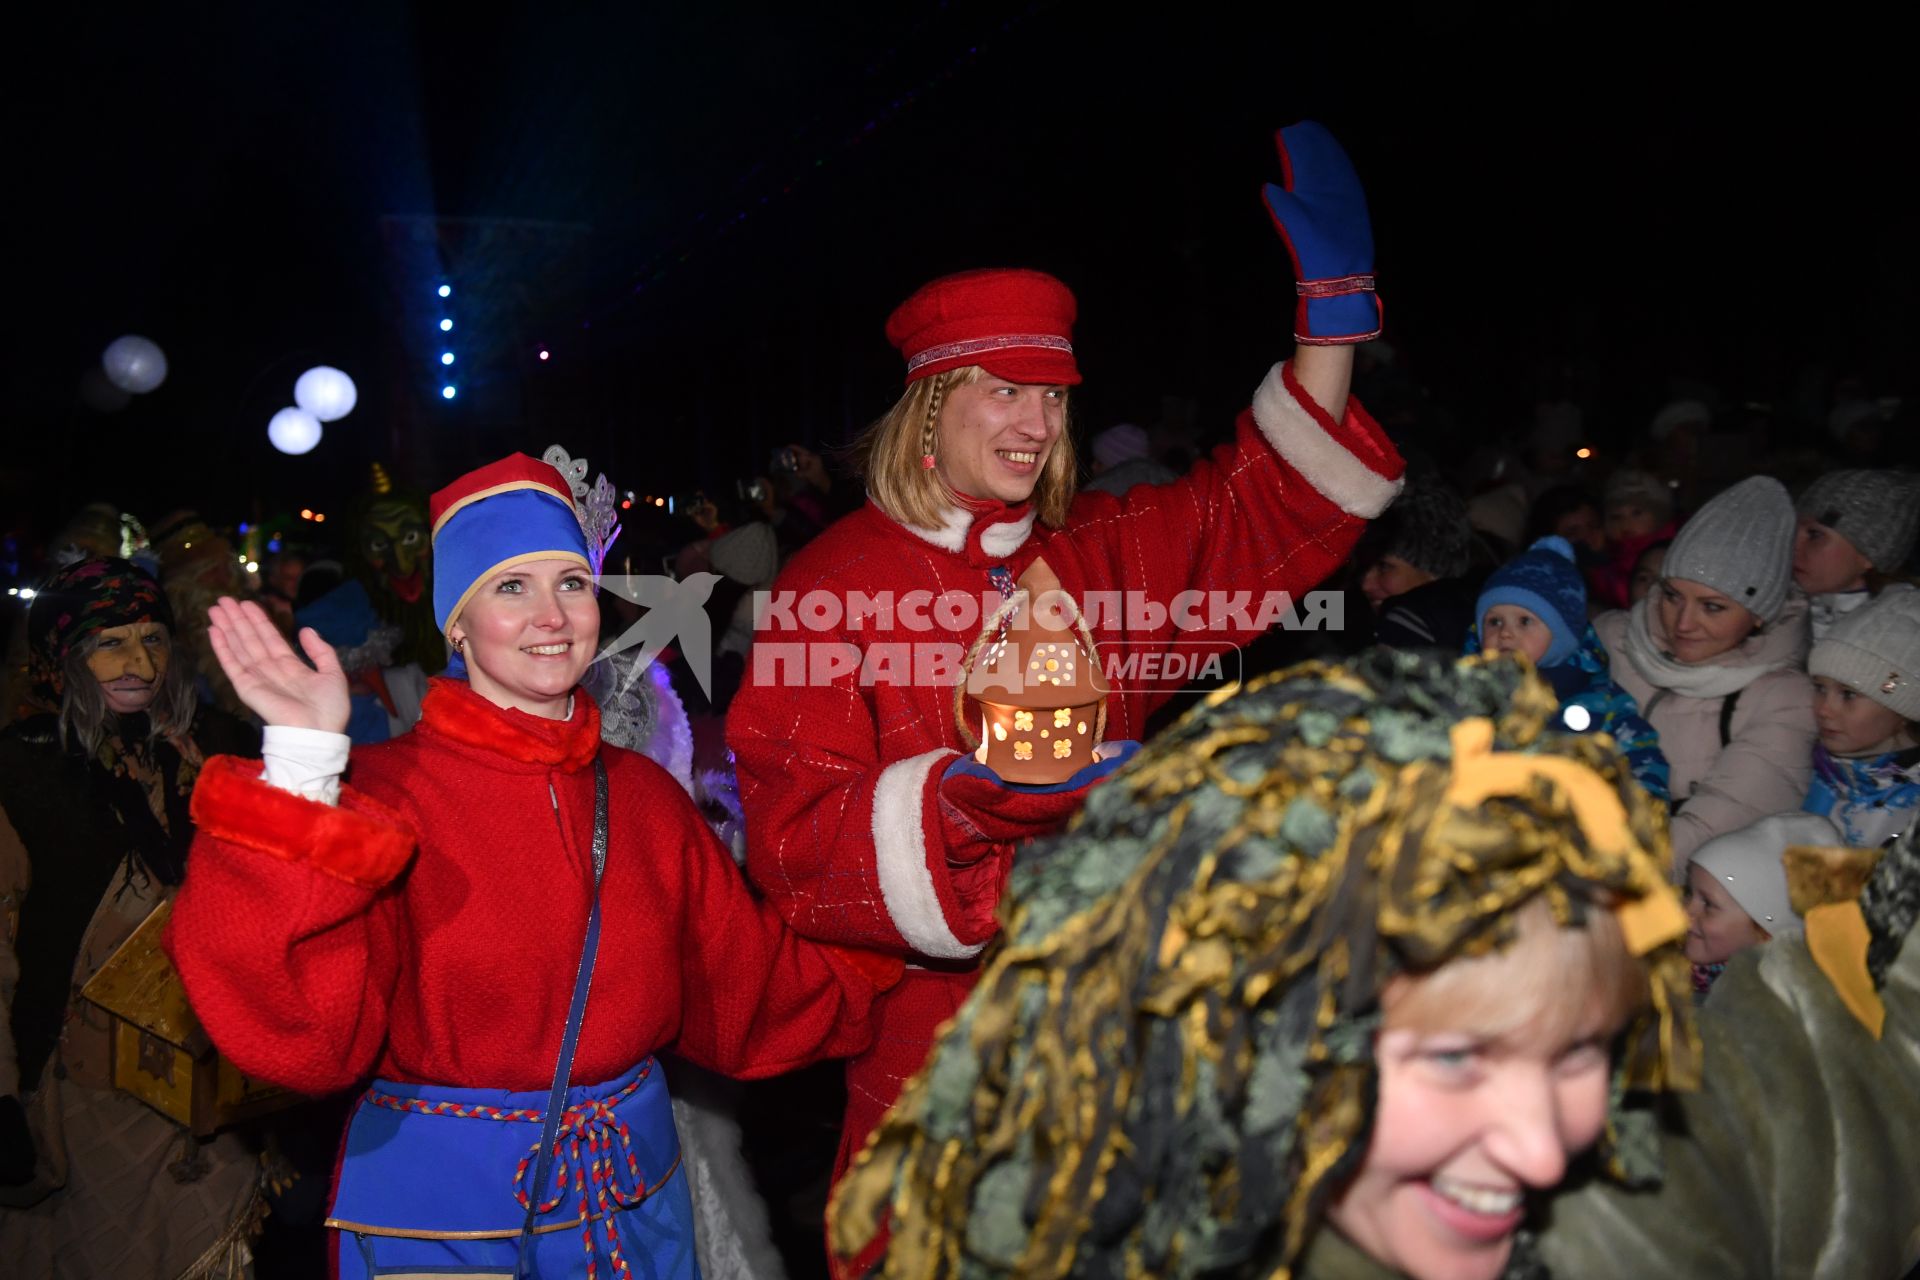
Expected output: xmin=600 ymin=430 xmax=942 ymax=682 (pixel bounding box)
xmin=428 ymin=453 xmax=589 ymax=640
xmin=885 ymin=268 xmax=1081 ymax=387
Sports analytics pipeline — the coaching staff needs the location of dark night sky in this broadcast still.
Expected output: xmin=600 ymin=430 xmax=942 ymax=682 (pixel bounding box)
xmin=6 ymin=2 xmax=1913 ymax=551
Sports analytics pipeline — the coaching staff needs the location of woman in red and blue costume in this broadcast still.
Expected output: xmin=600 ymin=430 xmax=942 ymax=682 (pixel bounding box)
xmin=727 ymin=122 xmax=1407 ymax=1234
xmin=164 ymin=453 xmax=890 ymax=1280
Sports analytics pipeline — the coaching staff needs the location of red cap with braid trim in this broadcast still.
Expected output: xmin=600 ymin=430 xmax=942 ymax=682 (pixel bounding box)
xmin=885 ymin=268 xmax=1081 ymax=387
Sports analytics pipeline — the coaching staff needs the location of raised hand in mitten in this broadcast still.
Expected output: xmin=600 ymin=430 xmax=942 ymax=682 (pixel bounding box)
xmin=1262 ymin=121 xmax=1381 ymax=345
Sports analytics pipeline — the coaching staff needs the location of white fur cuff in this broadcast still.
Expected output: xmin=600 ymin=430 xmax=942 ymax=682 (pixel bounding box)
xmin=1251 ymin=362 xmax=1402 ymax=518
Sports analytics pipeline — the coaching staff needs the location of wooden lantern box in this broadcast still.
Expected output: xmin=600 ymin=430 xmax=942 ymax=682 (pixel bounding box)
xmin=80 ymin=900 xmax=292 ymax=1138
xmin=962 ymin=557 xmax=1111 ymax=786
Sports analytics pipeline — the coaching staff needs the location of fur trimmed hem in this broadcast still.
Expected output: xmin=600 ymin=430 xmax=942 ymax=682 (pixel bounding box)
xmin=191 ymin=755 xmax=416 ymax=889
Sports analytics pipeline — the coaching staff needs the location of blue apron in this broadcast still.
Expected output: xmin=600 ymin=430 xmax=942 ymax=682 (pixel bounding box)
xmin=325 ymin=1058 xmax=700 ymax=1280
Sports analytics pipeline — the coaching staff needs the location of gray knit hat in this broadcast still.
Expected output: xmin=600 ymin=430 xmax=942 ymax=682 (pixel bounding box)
xmin=1795 ymin=470 xmax=1920 ymax=573
xmin=1809 ymin=583 xmax=1920 ymax=720
xmin=1604 ymin=467 xmax=1675 ymax=523
xmin=1662 ymin=476 xmax=1796 ymax=623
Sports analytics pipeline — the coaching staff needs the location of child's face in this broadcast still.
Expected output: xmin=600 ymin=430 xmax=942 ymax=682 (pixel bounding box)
xmin=1627 ymin=545 xmax=1667 ymax=607
xmin=1684 ymin=864 xmax=1768 ymax=965
xmin=1604 ymin=503 xmax=1662 ymax=543
xmin=1792 ymin=517 xmax=1872 ymax=596
xmin=1482 ymin=604 xmax=1553 ymax=665
xmin=1328 ymin=1018 xmax=1612 ymax=1280
xmin=1811 ymin=675 xmax=1912 ymax=757
xmin=1554 ymin=505 xmax=1606 ymax=554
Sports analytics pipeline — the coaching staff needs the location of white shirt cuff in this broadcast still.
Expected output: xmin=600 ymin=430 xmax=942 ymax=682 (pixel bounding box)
xmin=260 ymin=725 xmax=352 ymax=806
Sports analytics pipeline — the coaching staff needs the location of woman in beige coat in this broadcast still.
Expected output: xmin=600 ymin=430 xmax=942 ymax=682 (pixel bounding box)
xmin=1596 ymin=476 xmax=1816 ymax=871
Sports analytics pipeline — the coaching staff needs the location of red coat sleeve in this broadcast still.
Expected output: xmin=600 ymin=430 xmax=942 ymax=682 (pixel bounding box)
xmin=664 ymin=788 xmax=894 ymax=1078
xmin=730 ymin=647 xmax=1059 ymax=964
xmin=162 ymin=755 xmax=414 ymax=1095
xmin=1051 ymin=361 xmax=1402 ymax=720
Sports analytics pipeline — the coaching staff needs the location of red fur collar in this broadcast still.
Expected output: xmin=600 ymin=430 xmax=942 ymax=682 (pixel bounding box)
xmin=418 ymin=677 xmax=601 ymax=773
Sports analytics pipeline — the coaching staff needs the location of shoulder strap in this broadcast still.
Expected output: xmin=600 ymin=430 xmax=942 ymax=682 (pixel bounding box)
xmin=517 ymin=756 xmax=610 ymax=1272
xmin=1719 ymin=688 xmax=1742 ymax=750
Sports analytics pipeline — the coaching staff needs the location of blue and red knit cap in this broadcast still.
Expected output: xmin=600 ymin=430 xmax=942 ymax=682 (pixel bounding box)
xmin=25 ymin=556 xmax=175 ymax=709
xmin=1475 ymin=535 xmax=1586 ymax=667
xmin=885 ymin=268 xmax=1081 ymax=387
xmin=428 ymin=453 xmax=590 ymax=645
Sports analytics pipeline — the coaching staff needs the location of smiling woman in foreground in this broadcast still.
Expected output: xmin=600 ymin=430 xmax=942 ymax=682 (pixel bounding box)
xmin=831 ymin=649 xmax=1920 ymax=1280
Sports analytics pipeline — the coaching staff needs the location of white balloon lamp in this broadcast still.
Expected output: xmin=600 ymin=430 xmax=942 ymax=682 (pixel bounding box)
xmin=294 ymin=366 xmax=358 ymax=422
xmin=102 ymin=335 xmax=168 ymax=394
xmin=268 ymin=407 xmax=324 ymax=455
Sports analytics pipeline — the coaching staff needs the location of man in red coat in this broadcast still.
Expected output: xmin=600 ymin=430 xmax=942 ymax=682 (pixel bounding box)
xmin=726 ymin=123 xmax=1405 ymax=1205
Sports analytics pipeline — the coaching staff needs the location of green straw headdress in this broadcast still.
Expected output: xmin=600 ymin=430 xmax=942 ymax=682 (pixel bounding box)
xmin=831 ymin=648 xmax=1697 ymax=1279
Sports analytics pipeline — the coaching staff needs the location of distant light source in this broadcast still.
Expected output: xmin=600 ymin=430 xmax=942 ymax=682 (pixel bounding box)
xmin=102 ymin=335 xmax=169 ymax=394
xmin=439 ymin=319 xmax=454 ymax=332
xmin=237 ymin=553 xmax=248 ymax=564
xmin=1575 ymin=446 xmax=1593 ymax=460
xmin=268 ymin=406 xmax=324 ymax=455
xmin=301 ymin=509 xmax=313 ymax=519
xmin=441 ymin=352 xmax=455 ymax=365
xmin=437 ymin=284 xmax=452 ymax=298
xmin=442 ymin=385 xmax=457 ymax=400
xmin=313 ymin=513 xmax=326 ymax=524
xmin=16 ymin=588 xmax=34 ymax=601
xmin=294 ymin=366 xmax=358 ymax=422
xmin=267 ymin=538 xmax=282 ymax=552
xmin=246 ymin=561 xmax=260 ymax=574
xmin=238 ymin=521 xmax=251 ymax=534
xmin=654 ymin=497 xmax=665 ymax=508
xmin=538 ymin=348 xmax=550 ymax=361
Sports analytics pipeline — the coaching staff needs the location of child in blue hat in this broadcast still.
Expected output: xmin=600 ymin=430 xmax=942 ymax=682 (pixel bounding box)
xmin=1467 ymin=535 xmax=1671 ymax=799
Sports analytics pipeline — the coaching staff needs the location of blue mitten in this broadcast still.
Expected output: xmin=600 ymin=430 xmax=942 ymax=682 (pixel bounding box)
xmin=1261 ymin=122 xmax=1381 ymax=345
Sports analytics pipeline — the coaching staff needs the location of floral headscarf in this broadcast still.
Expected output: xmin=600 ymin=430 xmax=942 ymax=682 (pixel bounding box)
xmin=24 ymin=556 xmax=174 ymax=713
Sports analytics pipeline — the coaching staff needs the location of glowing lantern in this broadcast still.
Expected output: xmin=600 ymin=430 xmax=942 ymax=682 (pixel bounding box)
xmin=960 ymin=557 xmax=1109 ymax=786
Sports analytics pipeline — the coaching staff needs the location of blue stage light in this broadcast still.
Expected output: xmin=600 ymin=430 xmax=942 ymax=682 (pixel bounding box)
xmin=439 ymin=319 xmax=453 ymax=332
xmin=441 ymin=352 xmax=455 ymax=365
xmin=442 ymin=385 xmax=457 ymax=399
xmin=437 ymin=284 xmax=452 ymax=298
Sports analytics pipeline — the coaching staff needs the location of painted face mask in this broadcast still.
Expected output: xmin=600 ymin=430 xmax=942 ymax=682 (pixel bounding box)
xmin=351 ymin=469 xmax=445 ymax=674
xmin=360 ymin=498 xmax=432 ymax=604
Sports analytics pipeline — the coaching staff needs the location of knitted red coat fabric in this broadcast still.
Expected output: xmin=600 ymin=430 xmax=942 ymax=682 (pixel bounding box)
xmin=163 ymin=678 xmax=879 ymax=1096
xmin=726 ymin=362 xmax=1404 ymax=1178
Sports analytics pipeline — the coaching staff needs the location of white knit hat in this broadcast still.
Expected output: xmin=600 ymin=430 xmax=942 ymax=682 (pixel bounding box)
xmin=1649 ymin=398 xmax=1711 ymax=442
xmin=1662 ymin=476 xmax=1796 ymax=623
xmin=1690 ymin=812 xmax=1841 ymax=937
xmin=1809 ymin=583 xmax=1920 ymax=720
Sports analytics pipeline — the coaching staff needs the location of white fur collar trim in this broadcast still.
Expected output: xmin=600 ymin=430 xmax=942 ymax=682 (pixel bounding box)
xmin=1251 ymin=362 xmax=1402 ymax=519
xmin=900 ymin=504 xmax=1036 ymax=557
